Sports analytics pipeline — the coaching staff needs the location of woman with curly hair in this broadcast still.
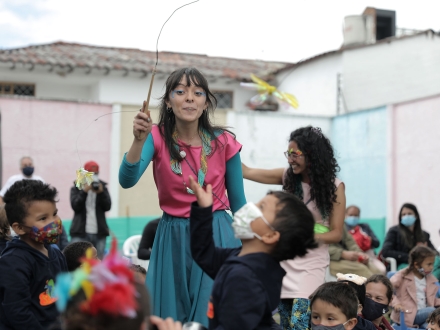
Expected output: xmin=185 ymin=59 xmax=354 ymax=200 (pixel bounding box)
xmin=242 ymin=126 xmax=345 ymax=330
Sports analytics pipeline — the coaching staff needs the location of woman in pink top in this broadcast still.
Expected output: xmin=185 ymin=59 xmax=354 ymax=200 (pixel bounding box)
xmin=119 ymin=68 xmax=246 ymax=326
xmin=242 ymin=126 xmax=345 ymax=330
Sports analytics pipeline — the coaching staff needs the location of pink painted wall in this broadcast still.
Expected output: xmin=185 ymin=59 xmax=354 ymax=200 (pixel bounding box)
xmin=0 ymin=97 xmax=113 ymax=220
xmin=391 ymin=94 xmax=440 ymax=249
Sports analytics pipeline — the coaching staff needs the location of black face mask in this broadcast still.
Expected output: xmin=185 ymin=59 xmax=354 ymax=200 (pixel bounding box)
xmin=362 ymin=297 xmax=389 ymax=321
xmin=22 ymin=166 xmax=34 ymax=177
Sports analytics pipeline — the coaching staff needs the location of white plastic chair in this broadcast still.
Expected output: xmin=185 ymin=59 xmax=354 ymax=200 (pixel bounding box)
xmin=122 ymin=235 xmax=149 ymax=271
xmin=325 ymin=266 xmax=337 ymax=282
xmin=385 ymin=257 xmax=397 ymax=272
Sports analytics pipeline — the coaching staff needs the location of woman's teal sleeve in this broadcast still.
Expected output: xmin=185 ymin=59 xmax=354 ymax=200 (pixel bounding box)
xmin=225 ymin=152 xmax=247 ymax=213
xmin=119 ymin=134 xmax=155 ymax=188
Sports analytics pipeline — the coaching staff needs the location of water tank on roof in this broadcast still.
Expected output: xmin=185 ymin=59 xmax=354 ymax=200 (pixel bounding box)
xmin=343 ymin=15 xmax=375 ymax=46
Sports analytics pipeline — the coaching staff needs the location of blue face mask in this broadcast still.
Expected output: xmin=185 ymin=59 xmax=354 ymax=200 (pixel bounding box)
xmin=345 ymin=216 xmax=359 ymax=227
xmin=401 ymin=215 xmax=416 ymax=227
xmin=311 ymin=320 xmax=351 ymax=330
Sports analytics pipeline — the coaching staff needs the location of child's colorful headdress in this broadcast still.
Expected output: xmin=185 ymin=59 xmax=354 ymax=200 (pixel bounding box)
xmin=55 ymin=238 xmax=138 ymax=318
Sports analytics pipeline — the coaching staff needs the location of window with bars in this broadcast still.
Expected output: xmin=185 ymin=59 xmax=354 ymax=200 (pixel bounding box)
xmin=0 ymin=82 xmax=35 ymax=96
xmin=213 ymin=91 xmax=233 ymax=109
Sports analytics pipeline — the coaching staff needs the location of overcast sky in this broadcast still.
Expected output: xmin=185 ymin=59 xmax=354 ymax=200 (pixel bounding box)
xmin=1 ymin=0 xmax=439 ymax=63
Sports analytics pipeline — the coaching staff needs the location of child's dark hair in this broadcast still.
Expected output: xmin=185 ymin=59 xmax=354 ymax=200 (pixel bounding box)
xmin=63 ymin=241 xmax=94 ymax=271
xmin=63 ymin=282 xmax=150 ymax=330
xmin=129 ymin=264 xmax=147 ymax=276
xmin=338 ymin=280 xmax=366 ymax=307
xmin=427 ymin=308 xmax=440 ymax=328
xmin=366 ymin=274 xmax=393 ymax=303
xmin=283 ymin=126 xmax=340 ymax=219
xmin=268 ymin=191 xmax=317 ymax=262
xmin=3 ymin=180 xmax=58 ymax=226
xmin=310 ymin=282 xmax=358 ymax=320
xmin=0 ymin=205 xmax=10 ymax=241
xmin=405 ymin=245 xmax=437 ymax=275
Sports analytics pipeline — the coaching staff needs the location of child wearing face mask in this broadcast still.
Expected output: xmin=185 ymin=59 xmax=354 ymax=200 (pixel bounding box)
xmin=0 ymin=180 xmax=68 ymax=330
xmin=390 ymin=246 xmax=440 ymax=329
xmin=309 ymin=282 xmax=359 ymax=330
xmin=336 ymin=273 xmax=376 ymax=330
xmin=363 ymin=275 xmax=394 ymax=330
xmin=188 ymin=176 xmax=317 ymax=330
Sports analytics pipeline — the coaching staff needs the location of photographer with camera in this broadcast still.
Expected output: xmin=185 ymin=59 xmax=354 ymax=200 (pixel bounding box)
xmin=70 ymin=161 xmax=111 ymax=259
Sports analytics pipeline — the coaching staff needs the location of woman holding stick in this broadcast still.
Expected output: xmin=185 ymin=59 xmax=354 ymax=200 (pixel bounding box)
xmin=119 ymin=67 xmax=246 ymax=326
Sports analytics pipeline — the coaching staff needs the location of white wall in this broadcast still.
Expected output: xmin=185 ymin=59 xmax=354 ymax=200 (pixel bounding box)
xmin=97 ymin=74 xmax=256 ymax=109
xmin=343 ymin=31 xmax=440 ymax=111
xmin=0 ymin=63 xmax=256 ymax=110
xmin=276 ymin=53 xmax=342 ymax=117
xmin=227 ymin=110 xmax=332 ymax=203
xmin=0 ymin=64 xmax=99 ymax=100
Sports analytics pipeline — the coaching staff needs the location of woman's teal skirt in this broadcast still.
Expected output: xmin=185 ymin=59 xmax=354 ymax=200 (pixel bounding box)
xmin=146 ymin=210 xmax=241 ymax=327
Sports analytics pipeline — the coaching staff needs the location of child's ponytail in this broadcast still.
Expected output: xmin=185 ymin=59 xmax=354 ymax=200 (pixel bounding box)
xmin=405 ymin=245 xmax=436 ymax=276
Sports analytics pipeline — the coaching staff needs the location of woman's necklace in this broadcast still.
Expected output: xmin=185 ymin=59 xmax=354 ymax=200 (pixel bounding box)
xmin=170 ymin=128 xmax=211 ymax=194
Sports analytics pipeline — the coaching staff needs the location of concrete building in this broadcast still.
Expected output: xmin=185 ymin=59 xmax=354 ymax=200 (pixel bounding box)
xmin=2 ymin=7 xmax=440 ymax=247
xmin=0 ymin=42 xmax=289 ymax=218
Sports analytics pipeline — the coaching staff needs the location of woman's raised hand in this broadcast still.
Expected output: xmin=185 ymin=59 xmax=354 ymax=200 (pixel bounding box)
xmin=133 ymin=100 xmax=153 ymax=141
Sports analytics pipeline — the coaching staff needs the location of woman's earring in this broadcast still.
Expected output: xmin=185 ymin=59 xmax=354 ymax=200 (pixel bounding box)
xmin=167 ymin=107 xmax=173 ymax=113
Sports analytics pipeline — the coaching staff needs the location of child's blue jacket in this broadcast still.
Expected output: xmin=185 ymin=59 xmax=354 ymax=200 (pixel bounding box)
xmin=0 ymin=238 xmax=67 ymax=329
xmin=190 ymin=203 xmax=286 ymax=330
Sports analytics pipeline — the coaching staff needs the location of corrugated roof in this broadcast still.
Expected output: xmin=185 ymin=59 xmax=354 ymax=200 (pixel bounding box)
xmin=0 ymin=41 xmax=291 ymax=81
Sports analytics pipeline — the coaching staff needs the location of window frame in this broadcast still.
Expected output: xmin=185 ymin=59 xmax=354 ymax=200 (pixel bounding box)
xmin=212 ymin=90 xmax=233 ymax=110
xmin=0 ymin=82 xmax=36 ymax=96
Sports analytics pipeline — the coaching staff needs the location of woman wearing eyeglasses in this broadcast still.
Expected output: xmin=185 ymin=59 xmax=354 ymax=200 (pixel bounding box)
xmin=242 ymin=126 xmax=345 ymax=330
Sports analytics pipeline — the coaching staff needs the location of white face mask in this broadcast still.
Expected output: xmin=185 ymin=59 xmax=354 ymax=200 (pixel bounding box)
xmin=10 ymin=226 xmax=18 ymax=237
xmin=232 ymin=202 xmax=275 ymax=240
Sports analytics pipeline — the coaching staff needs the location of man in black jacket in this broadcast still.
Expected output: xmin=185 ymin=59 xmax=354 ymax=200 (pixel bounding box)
xmin=70 ymin=161 xmax=111 ymax=259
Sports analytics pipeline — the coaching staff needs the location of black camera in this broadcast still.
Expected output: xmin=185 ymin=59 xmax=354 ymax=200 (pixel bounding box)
xmin=91 ymin=182 xmax=100 ymax=191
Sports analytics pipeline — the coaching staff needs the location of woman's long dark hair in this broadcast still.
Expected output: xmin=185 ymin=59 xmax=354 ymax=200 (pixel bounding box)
xmin=398 ymin=203 xmax=425 ymax=249
xmin=157 ymin=67 xmax=234 ymax=161
xmin=283 ymin=126 xmax=339 ymax=219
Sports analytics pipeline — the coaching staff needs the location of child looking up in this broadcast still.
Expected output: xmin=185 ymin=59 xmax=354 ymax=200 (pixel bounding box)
xmin=0 ymin=180 xmax=67 ymax=329
xmin=188 ymin=176 xmax=317 ymax=330
xmin=390 ymin=246 xmax=440 ymax=328
xmin=309 ymin=282 xmax=358 ymax=330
